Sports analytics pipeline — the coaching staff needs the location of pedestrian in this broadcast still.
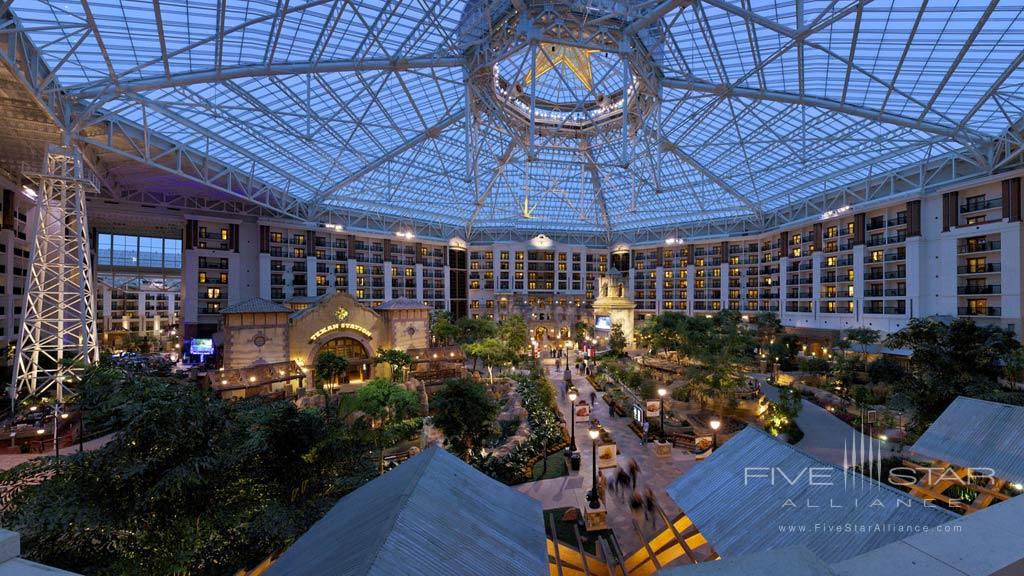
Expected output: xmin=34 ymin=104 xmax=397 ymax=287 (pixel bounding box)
xmin=589 ymin=390 xmax=596 ymax=406
xmin=616 ymin=467 xmax=630 ymax=501
xmin=607 ymin=471 xmax=617 ymax=496
xmin=598 ymin=472 xmax=607 ymax=503
xmin=628 ymin=458 xmax=640 ymax=490
xmin=644 ymin=487 xmax=657 ymax=527
xmin=555 ymin=358 xmax=561 ymax=371
xmin=641 ymin=420 xmax=650 ymax=446
xmin=563 ymin=368 xmax=572 ymax=388
xmin=629 ymin=490 xmax=644 ymax=523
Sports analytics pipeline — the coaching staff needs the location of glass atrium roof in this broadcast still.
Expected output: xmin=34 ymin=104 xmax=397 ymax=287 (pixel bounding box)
xmin=9 ymin=0 xmax=1024 ymax=239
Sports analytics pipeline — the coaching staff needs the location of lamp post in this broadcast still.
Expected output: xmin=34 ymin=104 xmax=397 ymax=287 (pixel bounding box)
xmin=710 ymin=417 xmax=721 ymax=450
xmin=567 ymin=387 xmax=578 ymax=451
xmin=588 ymin=424 xmax=600 ymax=509
xmin=657 ymin=387 xmax=667 ymax=442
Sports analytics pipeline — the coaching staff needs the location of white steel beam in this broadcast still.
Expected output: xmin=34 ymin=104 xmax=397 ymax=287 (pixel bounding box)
xmin=661 ymin=78 xmax=988 ymax=143
xmin=68 ymin=55 xmax=464 ymax=98
xmin=321 ymin=109 xmax=463 ymax=197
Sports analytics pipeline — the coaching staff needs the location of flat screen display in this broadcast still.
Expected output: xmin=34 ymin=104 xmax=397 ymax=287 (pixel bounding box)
xmin=190 ymin=338 xmax=215 ymax=356
xmin=595 ymin=316 xmax=612 ymax=331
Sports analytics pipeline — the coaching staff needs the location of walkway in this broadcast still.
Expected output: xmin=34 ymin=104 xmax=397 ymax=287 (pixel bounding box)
xmin=0 ymin=433 xmax=115 ymax=471
xmin=516 ymin=357 xmax=697 ymax=556
xmin=762 ymin=383 xmax=896 ymax=466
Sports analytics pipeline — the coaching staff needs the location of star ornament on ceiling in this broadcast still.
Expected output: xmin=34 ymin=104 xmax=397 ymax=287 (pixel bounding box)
xmin=524 ymin=43 xmax=599 ymax=91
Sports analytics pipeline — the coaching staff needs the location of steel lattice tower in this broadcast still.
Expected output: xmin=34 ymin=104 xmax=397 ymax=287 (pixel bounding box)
xmin=11 ymin=145 xmax=99 ymax=407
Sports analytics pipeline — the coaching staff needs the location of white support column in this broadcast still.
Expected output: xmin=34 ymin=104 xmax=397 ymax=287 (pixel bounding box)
xmin=719 ymin=262 xmax=729 ymax=311
xmin=778 ymin=257 xmax=790 ymax=323
xmin=306 ymin=255 xmax=317 ymax=296
xmin=654 ymin=266 xmax=664 ymax=314
xmin=905 ymin=237 xmax=922 ymax=319
xmin=853 ymin=244 xmax=865 ymax=323
xmin=12 ymin=146 xmax=99 ymax=405
xmin=347 ymin=259 xmax=358 ymax=295
xmin=383 ymin=261 xmax=393 ymax=301
xmin=415 ymin=263 xmax=424 ymax=302
xmin=812 ymin=251 xmax=823 ymax=318
xmin=685 ymin=264 xmax=696 ymax=315
xmin=258 ymin=254 xmax=272 ymax=300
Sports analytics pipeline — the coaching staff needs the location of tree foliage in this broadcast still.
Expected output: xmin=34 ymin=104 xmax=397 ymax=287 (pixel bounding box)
xmin=885 ymin=317 xmax=1020 ymax=426
xmin=453 ymin=316 xmax=498 ymax=345
xmin=498 ymin=314 xmax=530 ymax=359
xmin=431 ymin=378 xmax=498 ymax=459
xmin=463 ymin=337 xmax=512 ymax=384
xmin=314 ymin=350 xmax=349 ymax=388
xmin=608 ymin=322 xmax=627 ymax=356
xmin=373 ymin=348 xmax=413 ymax=381
xmin=0 ymin=369 xmax=380 ymax=576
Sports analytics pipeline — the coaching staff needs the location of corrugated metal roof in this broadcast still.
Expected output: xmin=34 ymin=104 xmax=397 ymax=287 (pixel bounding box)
xmin=375 ymin=298 xmax=431 ymax=311
xmin=264 ymin=445 xmax=548 ymax=576
xmin=219 ymin=297 xmax=292 ymax=314
xmin=909 ymin=396 xmax=1024 ymax=484
xmin=666 ymin=427 xmax=955 ymax=564
xmin=657 ymin=546 xmax=834 ymax=576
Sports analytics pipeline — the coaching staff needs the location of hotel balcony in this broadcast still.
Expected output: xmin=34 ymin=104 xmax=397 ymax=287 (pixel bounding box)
xmin=957 ymin=263 xmax=1001 ymax=274
xmin=958 ymin=240 xmax=1001 ymax=254
xmin=957 ymin=284 xmax=1001 ymax=295
xmin=959 ymin=306 xmax=1002 ymax=317
xmin=960 ymin=198 xmax=1002 ymax=213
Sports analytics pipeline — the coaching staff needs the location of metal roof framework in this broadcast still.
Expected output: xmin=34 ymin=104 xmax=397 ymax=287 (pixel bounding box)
xmin=0 ymin=0 xmax=1022 ymax=245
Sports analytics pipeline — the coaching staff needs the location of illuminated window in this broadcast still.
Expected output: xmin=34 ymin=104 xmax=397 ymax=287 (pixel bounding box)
xmin=220 ymin=228 xmax=228 ymax=241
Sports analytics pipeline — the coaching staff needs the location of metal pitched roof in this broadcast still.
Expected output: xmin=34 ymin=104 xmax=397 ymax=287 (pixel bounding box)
xmin=375 ymin=298 xmax=431 ymax=311
xmin=666 ymin=427 xmax=956 ymax=564
xmin=909 ymin=396 xmax=1024 ymax=484
xmin=219 ymin=297 xmax=292 ymax=314
xmin=657 ymin=546 xmax=835 ymax=576
xmin=263 ymin=445 xmax=548 ymax=576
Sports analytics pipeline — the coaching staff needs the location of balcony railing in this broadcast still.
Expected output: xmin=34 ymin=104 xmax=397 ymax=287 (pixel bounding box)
xmin=960 ymin=198 xmax=1002 ymax=213
xmin=958 ymin=241 xmax=1001 ymax=254
xmin=958 ymin=284 xmax=1000 ymax=295
xmin=959 ymin=306 xmax=1001 ymax=317
xmin=957 ymin=263 xmax=1001 ymax=274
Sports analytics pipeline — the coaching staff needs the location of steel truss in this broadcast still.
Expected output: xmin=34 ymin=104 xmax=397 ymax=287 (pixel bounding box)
xmin=12 ymin=146 xmax=99 ymax=406
xmin=0 ymin=2 xmax=1022 ymax=245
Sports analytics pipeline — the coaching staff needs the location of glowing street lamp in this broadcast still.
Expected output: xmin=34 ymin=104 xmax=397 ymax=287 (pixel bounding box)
xmin=567 ymin=387 xmax=578 ymax=451
xmin=657 ymin=387 xmax=667 ymax=442
xmin=587 ymin=424 xmax=601 ymax=509
xmin=710 ymin=417 xmax=721 ymax=450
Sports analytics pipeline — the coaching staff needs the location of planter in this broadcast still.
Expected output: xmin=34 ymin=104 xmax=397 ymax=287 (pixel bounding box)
xmin=569 ymin=451 xmax=581 ymax=471
xmin=654 ymin=440 xmax=672 ymax=457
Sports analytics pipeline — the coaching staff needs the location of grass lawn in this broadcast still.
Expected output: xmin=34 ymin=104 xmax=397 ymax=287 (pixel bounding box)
xmin=532 ymin=452 xmax=569 ymax=481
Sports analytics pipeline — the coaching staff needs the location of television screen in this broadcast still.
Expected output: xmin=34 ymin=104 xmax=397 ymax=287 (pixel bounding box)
xmin=190 ymin=338 xmax=215 ymax=356
xmin=595 ymin=316 xmax=611 ymax=331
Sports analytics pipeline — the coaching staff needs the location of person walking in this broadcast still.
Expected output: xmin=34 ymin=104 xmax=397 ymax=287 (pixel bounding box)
xmin=641 ymin=420 xmax=650 ymax=446
xmin=629 ymin=490 xmax=644 ymax=524
xmin=563 ymin=368 xmax=572 ymax=390
xmin=644 ymin=487 xmax=658 ymax=528
xmin=616 ymin=467 xmax=630 ymax=502
xmin=589 ymin=390 xmax=597 ymax=407
xmin=628 ymin=458 xmax=640 ymax=490
xmin=555 ymin=357 xmax=561 ymax=372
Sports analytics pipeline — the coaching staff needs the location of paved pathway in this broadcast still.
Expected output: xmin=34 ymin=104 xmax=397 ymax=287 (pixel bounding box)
xmin=762 ymin=382 xmax=896 ymax=466
xmin=0 ymin=433 xmax=115 ymax=471
xmin=516 ymin=357 xmax=697 ymax=556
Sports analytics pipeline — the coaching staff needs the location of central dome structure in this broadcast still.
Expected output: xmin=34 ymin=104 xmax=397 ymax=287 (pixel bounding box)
xmin=459 ymin=0 xmax=666 ymax=234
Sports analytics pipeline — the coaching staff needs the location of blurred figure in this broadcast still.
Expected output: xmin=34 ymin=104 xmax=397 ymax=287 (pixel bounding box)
xmin=628 ymin=458 xmax=640 ymax=490
xmin=644 ymin=487 xmax=658 ymax=527
xmin=616 ymin=467 xmax=630 ymax=501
